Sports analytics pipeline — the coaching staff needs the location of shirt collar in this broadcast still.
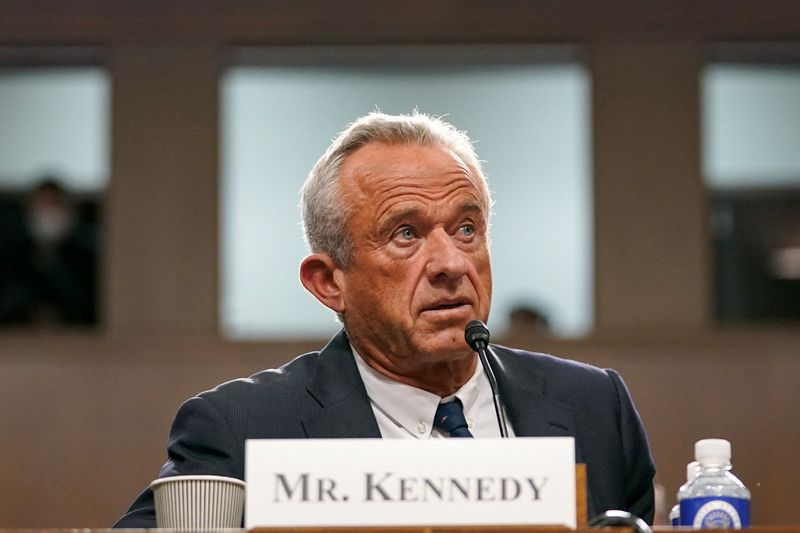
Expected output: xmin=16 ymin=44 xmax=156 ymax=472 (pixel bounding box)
xmin=351 ymin=343 xmax=485 ymax=438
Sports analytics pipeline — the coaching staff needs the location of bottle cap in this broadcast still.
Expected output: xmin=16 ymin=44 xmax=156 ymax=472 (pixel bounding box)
xmin=695 ymin=438 xmax=731 ymax=466
xmin=686 ymin=460 xmax=700 ymax=481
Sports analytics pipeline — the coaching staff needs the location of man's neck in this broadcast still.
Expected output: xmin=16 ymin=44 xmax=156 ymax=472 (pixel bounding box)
xmin=351 ymin=343 xmax=477 ymax=397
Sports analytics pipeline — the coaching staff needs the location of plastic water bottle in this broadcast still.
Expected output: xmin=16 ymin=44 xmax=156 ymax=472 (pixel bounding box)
xmin=679 ymin=439 xmax=750 ymax=528
xmin=670 ymin=460 xmax=700 ymax=526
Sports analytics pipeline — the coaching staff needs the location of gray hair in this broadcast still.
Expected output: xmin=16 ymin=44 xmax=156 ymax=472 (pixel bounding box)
xmin=301 ymin=111 xmax=491 ymax=267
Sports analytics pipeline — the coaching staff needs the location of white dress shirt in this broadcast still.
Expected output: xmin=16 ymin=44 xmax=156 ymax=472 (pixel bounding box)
xmin=351 ymin=345 xmax=514 ymax=438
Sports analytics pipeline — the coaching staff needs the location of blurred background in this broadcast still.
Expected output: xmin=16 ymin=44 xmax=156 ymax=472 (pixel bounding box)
xmin=0 ymin=0 xmax=799 ymax=527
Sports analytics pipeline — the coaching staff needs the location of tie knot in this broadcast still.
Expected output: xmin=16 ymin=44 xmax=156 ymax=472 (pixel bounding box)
xmin=433 ymin=398 xmax=473 ymax=438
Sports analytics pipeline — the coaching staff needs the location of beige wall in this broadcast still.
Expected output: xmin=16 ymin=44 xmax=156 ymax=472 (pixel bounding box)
xmin=2 ymin=331 xmax=799 ymax=526
xmin=0 ymin=0 xmax=799 ymax=527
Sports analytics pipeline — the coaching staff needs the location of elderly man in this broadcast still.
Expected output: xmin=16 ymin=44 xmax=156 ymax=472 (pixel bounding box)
xmin=115 ymin=112 xmax=655 ymax=527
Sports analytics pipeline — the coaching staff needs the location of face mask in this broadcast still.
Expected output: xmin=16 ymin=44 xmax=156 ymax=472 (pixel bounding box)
xmin=28 ymin=209 xmax=73 ymax=244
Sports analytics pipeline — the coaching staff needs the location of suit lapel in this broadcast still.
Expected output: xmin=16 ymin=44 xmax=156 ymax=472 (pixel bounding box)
xmin=299 ymin=333 xmax=581 ymax=452
xmin=487 ymin=345 xmax=595 ymax=516
xmin=301 ymin=330 xmax=382 ymax=439
xmin=486 ymin=345 xmax=584 ymax=463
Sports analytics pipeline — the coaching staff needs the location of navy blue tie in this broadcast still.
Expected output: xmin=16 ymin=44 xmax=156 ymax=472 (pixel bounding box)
xmin=434 ymin=398 xmax=474 ymax=438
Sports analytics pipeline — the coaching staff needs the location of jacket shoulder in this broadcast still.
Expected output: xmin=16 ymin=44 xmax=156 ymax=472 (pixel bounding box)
xmin=189 ymin=350 xmax=322 ymax=438
xmin=491 ymin=343 xmax=617 ymax=396
xmin=206 ymin=350 xmax=320 ymax=398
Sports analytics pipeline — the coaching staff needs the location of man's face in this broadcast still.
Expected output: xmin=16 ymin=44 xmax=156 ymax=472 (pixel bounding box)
xmin=337 ymin=142 xmax=492 ymax=372
xmin=26 ymin=186 xmax=74 ymax=244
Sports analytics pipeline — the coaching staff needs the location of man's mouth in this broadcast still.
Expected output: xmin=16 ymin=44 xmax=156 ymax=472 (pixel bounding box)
xmin=423 ymin=300 xmax=470 ymax=312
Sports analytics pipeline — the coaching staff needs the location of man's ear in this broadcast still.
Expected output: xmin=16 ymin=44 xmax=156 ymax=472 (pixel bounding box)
xmin=300 ymin=253 xmax=346 ymax=313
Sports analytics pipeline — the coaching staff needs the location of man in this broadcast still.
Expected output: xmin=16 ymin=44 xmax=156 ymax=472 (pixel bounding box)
xmin=115 ymin=112 xmax=655 ymax=527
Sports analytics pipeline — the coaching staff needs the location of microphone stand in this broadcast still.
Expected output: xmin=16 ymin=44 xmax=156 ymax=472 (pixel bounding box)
xmin=465 ymin=320 xmax=510 ymax=438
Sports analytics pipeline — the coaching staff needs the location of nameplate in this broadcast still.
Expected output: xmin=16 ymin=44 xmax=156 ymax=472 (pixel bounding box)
xmin=245 ymin=437 xmax=576 ymax=528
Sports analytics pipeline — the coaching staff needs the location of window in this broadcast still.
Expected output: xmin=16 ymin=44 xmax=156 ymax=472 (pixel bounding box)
xmin=704 ymin=62 xmax=800 ymax=322
xmin=0 ymin=66 xmax=109 ymax=326
xmin=221 ymin=47 xmax=592 ymax=339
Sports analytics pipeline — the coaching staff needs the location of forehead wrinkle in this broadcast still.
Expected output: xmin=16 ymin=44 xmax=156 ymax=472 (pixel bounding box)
xmin=372 ymin=176 xmax=481 ymax=225
xmin=339 ymin=144 xmax=490 ymax=239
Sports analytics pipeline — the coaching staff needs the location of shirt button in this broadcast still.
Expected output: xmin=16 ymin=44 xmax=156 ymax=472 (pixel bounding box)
xmin=467 ymin=418 xmax=474 ymax=429
xmin=417 ymin=422 xmax=426 ymax=433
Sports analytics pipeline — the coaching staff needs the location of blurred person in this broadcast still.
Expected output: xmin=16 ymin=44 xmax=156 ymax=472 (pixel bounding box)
xmin=0 ymin=178 xmax=97 ymax=326
xmin=508 ymin=304 xmax=551 ymax=335
xmin=115 ymin=112 xmax=655 ymax=527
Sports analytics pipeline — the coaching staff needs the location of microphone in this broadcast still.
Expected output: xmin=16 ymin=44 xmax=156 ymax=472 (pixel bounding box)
xmin=464 ymin=320 xmax=510 ymax=438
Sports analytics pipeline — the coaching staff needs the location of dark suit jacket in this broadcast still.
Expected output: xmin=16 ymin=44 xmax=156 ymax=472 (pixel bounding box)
xmin=114 ymin=330 xmax=655 ymax=527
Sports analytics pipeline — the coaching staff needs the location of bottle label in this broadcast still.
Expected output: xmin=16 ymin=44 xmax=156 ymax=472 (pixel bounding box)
xmin=680 ymin=496 xmax=750 ymax=528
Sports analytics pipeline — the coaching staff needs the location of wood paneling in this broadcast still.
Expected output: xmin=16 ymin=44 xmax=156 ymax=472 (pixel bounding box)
xmin=1 ymin=1 xmax=800 ymax=44
xmin=592 ymin=41 xmax=709 ymax=333
xmin=105 ymin=44 xmax=220 ymax=335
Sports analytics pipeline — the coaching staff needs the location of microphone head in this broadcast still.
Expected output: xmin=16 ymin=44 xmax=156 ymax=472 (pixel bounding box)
xmin=464 ymin=320 xmax=490 ymax=351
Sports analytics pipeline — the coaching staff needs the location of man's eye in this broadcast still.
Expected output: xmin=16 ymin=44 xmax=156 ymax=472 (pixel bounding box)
xmin=458 ymin=224 xmax=475 ymax=236
xmin=395 ymin=227 xmax=416 ymax=241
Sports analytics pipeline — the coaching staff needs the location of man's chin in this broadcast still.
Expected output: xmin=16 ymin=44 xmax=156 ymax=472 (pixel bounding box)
xmin=414 ymin=330 xmax=474 ymax=362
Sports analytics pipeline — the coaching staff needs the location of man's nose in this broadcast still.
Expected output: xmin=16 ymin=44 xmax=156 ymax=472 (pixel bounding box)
xmin=424 ymin=228 xmax=469 ymax=281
